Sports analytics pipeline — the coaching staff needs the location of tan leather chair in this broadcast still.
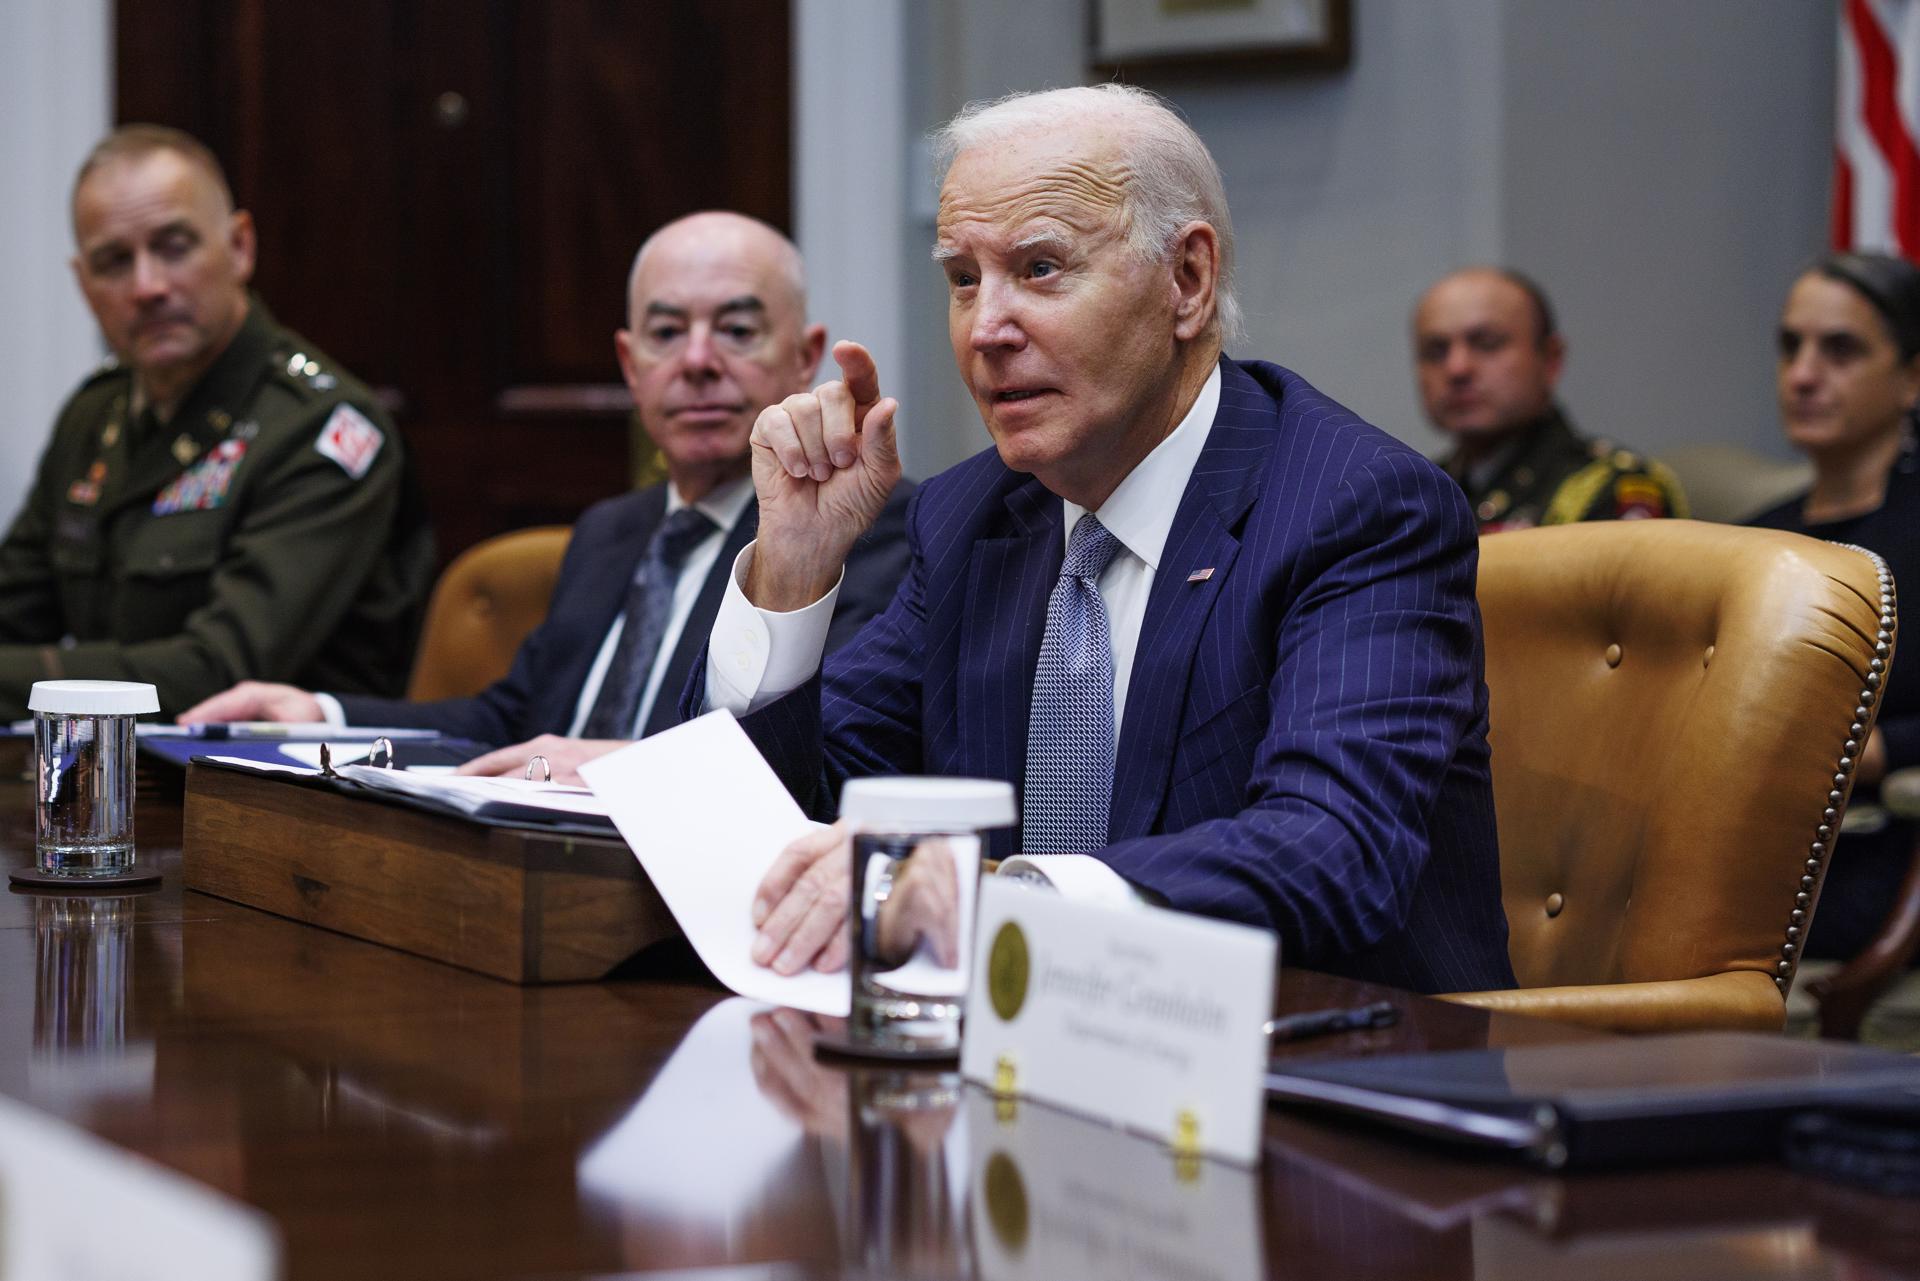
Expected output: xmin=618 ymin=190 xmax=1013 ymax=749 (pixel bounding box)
xmin=405 ymin=526 xmax=572 ymax=702
xmin=1443 ymin=521 xmax=1896 ymax=1033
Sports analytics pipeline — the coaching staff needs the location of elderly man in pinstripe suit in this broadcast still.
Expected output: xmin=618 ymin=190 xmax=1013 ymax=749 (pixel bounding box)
xmin=689 ymin=85 xmax=1515 ymax=995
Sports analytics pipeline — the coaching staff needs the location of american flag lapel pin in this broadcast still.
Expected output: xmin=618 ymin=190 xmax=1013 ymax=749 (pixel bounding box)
xmin=1186 ymin=567 xmax=1214 ymax=583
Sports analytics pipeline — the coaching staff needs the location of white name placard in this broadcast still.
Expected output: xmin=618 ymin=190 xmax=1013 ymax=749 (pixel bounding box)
xmin=961 ymin=877 xmax=1277 ymax=1165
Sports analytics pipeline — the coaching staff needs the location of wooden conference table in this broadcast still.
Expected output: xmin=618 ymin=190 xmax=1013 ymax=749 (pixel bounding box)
xmin=0 ymin=774 xmax=1915 ymax=1280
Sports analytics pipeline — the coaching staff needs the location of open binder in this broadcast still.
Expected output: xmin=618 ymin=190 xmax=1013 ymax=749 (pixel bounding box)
xmin=1266 ymin=1031 xmax=1920 ymax=1171
xmin=187 ymin=752 xmax=616 ymax=837
xmin=138 ymin=731 xmax=482 ymax=774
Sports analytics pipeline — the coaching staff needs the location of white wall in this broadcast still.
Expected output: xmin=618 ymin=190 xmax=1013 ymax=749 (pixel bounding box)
xmin=1173 ymin=0 xmax=1509 ymax=446
xmin=1501 ymin=0 xmax=1833 ymax=459
xmin=860 ymin=0 xmax=1835 ymax=476
xmin=0 ymin=0 xmax=112 ymax=511
xmin=792 ymin=0 xmax=914 ymax=467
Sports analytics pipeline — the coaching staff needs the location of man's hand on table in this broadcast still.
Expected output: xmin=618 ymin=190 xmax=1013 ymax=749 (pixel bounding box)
xmin=751 ymin=823 xmax=962 ymax=976
xmin=456 ymin=734 xmax=626 ymax=786
xmin=177 ymin=680 xmax=323 ymax=724
xmin=752 ymin=821 xmax=854 ymax=975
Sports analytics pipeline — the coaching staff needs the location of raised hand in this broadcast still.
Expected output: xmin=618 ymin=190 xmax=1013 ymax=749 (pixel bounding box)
xmin=746 ymin=340 xmax=900 ymax=611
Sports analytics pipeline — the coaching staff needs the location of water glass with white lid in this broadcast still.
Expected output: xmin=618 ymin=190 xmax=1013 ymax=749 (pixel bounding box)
xmin=842 ymin=776 xmax=1016 ymax=1056
xmin=29 ymin=680 xmax=159 ymax=878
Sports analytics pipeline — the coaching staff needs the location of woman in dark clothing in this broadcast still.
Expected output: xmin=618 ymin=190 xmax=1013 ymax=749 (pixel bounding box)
xmin=1748 ymin=252 xmax=1920 ymax=960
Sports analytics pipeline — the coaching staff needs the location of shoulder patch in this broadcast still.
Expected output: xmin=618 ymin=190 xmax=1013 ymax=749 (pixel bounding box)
xmin=1612 ymin=472 xmax=1670 ymax=520
xmin=314 ymin=403 xmax=385 ymax=479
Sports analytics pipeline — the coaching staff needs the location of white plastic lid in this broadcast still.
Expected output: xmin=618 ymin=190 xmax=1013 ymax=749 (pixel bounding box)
xmin=28 ymin=680 xmax=160 ymax=716
xmin=840 ymin=776 xmax=1017 ymax=833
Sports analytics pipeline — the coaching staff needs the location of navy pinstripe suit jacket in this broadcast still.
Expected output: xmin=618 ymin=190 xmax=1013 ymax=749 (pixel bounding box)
xmin=711 ymin=358 xmax=1514 ymax=994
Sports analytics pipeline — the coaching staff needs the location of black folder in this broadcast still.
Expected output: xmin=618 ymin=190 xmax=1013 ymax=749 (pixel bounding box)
xmin=1266 ymin=1031 xmax=1920 ymax=1171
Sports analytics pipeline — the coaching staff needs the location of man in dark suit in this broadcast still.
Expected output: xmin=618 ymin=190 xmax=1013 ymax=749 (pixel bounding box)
xmin=697 ymin=87 xmax=1513 ymax=994
xmin=180 ymin=212 xmax=912 ymax=782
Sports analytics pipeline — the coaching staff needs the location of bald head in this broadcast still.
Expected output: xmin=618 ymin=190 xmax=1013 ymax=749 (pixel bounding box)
xmin=1412 ymin=267 xmax=1565 ymax=449
xmin=627 ymin=211 xmax=806 ymax=328
xmin=615 ymin=211 xmax=825 ymax=501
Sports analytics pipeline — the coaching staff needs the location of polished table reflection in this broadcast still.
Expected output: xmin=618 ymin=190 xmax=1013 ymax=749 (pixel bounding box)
xmin=0 ymin=775 xmax=1915 ymax=1281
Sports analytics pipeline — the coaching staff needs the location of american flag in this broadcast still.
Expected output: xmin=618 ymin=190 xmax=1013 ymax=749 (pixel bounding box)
xmin=1836 ymin=0 xmax=1920 ymax=254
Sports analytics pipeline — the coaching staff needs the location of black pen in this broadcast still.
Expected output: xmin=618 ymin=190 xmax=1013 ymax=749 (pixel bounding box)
xmin=1264 ymin=1000 xmax=1399 ymax=1042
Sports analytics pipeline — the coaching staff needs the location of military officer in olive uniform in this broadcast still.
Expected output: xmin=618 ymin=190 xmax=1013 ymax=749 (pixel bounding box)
xmin=1412 ymin=266 xmax=1686 ymax=533
xmin=0 ymin=125 xmax=432 ymax=720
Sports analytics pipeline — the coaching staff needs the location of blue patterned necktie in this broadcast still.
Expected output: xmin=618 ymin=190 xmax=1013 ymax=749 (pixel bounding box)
xmin=582 ymin=505 xmax=717 ymax=738
xmin=1023 ymin=513 xmax=1125 ymax=854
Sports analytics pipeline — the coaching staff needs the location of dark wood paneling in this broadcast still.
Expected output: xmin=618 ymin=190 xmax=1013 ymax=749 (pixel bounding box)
xmin=112 ymin=0 xmax=792 ymax=566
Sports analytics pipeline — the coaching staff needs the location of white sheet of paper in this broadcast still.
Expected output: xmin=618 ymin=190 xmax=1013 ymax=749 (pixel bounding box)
xmin=203 ymin=755 xmax=318 ymax=776
xmin=274 ymin=743 xmax=455 ymax=774
xmin=580 ymin=710 xmax=849 ymax=1015
xmin=280 ymin=742 xmax=367 ymax=768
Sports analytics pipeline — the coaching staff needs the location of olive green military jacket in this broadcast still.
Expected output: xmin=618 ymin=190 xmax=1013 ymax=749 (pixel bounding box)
xmin=1441 ymin=407 xmax=1688 ymax=534
xmin=0 ymin=301 xmax=434 ymax=719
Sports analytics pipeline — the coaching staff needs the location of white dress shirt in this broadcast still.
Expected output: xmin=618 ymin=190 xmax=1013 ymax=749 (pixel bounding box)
xmin=701 ymin=368 xmax=1222 ymax=898
xmin=570 ymin=474 xmax=756 ymax=737
xmin=320 ymin=474 xmax=754 ymax=736
xmin=706 ymin=366 xmax=1221 ymax=724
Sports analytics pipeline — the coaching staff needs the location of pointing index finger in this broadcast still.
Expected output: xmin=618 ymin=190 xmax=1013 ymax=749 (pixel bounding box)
xmin=831 ymin=340 xmax=882 ymax=415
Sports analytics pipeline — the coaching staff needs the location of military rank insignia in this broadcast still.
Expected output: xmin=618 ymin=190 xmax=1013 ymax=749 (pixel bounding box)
xmin=315 ymin=403 xmax=384 ymax=479
xmin=153 ymin=438 xmax=248 ymax=515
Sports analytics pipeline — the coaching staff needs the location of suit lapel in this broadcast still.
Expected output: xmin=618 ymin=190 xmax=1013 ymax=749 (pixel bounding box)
xmin=1109 ymin=360 xmax=1276 ymax=841
xmin=956 ymin=478 xmax=1060 ymax=798
xmin=644 ymin=501 xmax=759 ymax=735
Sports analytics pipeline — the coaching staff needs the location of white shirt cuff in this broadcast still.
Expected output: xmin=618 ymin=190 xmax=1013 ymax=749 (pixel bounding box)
xmin=996 ymin=854 xmax=1143 ymax=909
xmin=704 ymin=540 xmax=841 ymax=715
xmin=311 ymin=692 xmax=349 ymax=727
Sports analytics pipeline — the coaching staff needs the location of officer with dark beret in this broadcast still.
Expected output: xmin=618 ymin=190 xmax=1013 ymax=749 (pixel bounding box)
xmin=1413 ymin=266 xmax=1687 ymax=533
xmin=0 ymin=124 xmax=432 ymax=720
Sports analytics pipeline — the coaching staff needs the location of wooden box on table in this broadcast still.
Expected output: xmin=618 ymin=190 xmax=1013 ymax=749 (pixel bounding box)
xmin=180 ymin=760 xmax=677 ymax=982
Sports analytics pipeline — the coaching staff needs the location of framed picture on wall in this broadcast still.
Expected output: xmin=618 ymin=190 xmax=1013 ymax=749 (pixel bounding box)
xmin=1093 ymin=0 xmax=1351 ymax=75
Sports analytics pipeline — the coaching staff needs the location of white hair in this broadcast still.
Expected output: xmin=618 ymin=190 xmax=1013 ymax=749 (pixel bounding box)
xmin=930 ymin=84 xmax=1240 ymax=345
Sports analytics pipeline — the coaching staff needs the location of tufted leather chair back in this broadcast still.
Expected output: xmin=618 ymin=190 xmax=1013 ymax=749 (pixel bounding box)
xmin=405 ymin=526 xmax=572 ymax=703
xmin=1448 ymin=521 xmax=1896 ymax=1032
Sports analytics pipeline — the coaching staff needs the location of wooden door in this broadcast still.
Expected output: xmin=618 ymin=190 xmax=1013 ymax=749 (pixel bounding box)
xmin=115 ymin=0 xmax=792 ymax=563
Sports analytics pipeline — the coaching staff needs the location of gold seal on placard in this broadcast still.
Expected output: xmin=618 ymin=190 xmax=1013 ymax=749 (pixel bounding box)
xmin=988 ymin=920 xmax=1030 ymax=1022
xmin=983 ymin=1150 xmax=1030 ymax=1254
